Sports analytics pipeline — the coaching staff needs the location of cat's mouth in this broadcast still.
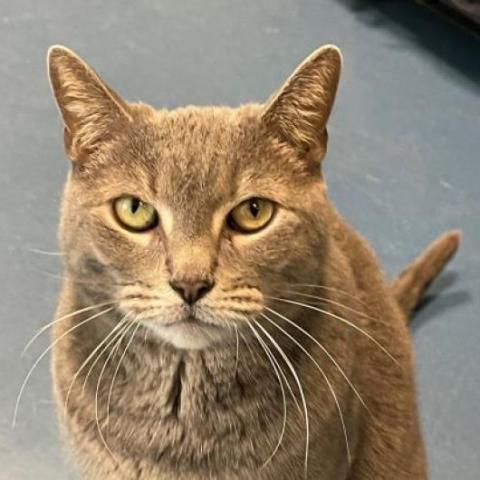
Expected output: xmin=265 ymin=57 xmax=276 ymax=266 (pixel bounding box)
xmin=182 ymin=311 xmax=200 ymax=322
xmin=164 ymin=314 xmax=213 ymax=327
xmin=145 ymin=308 xmax=231 ymax=350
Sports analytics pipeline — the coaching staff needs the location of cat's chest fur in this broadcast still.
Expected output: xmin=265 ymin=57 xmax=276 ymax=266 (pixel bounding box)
xmin=55 ymin=316 xmax=351 ymax=480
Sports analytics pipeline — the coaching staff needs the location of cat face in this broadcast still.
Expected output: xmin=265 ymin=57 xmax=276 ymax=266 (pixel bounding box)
xmin=49 ymin=45 xmax=341 ymax=349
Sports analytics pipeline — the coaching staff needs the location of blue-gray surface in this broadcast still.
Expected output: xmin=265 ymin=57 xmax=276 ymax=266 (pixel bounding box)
xmin=0 ymin=1 xmax=478 ymax=479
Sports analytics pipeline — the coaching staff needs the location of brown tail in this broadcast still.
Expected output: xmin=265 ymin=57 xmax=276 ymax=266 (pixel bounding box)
xmin=392 ymin=230 xmax=461 ymax=317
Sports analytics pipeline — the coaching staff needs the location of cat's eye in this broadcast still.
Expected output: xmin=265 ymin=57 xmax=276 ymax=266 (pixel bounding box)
xmin=228 ymin=198 xmax=275 ymax=233
xmin=113 ymin=196 xmax=158 ymax=232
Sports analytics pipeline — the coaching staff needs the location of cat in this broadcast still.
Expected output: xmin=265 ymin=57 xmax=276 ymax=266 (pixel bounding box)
xmin=47 ymin=44 xmax=460 ymax=479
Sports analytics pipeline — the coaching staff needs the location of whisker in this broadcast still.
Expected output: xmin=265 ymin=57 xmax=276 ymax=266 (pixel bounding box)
xmin=264 ymin=306 xmax=369 ymax=413
xmin=12 ymin=306 xmax=115 ymax=428
xmin=268 ymin=297 xmax=399 ymax=365
xmin=63 ymin=316 xmax=131 ymax=416
xmin=236 ymin=328 xmax=259 ymax=371
xmin=236 ymin=327 xmax=300 ymax=416
xmin=252 ymin=319 xmax=310 ymax=478
xmin=239 ymin=323 xmax=302 ymax=409
xmin=95 ymin=319 xmax=140 ymax=463
xmin=274 ymin=289 xmax=379 ymax=324
xmin=260 ymin=323 xmax=302 ymax=412
xmin=105 ymin=319 xmax=140 ymax=427
xmin=82 ymin=316 xmax=138 ymax=393
xmin=246 ymin=322 xmax=288 ymax=468
xmin=34 ymin=270 xmax=64 ymax=281
xmin=239 ymin=323 xmax=301 ymax=413
xmin=26 ymin=247 xmax=64 ymax=256
xmin=22 ymin=300 xmax=117 ymax=356
xmin=143 ymin=324 xmax=149 ymax=345
xmin=261 ymin=313 xmax=352 ymax=463
xmin=32 ymin=269 xmax=116 ymax=288
xmin=234 ymin=326 xmax=240 ymax=374
xmin=121 ymin=293 xmax=173 ymax=302
xmin=287 ymin=284 xmax=367 ymax=307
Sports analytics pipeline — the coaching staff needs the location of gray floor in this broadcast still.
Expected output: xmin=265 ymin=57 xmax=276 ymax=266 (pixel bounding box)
xmin=1 ymin=1 xmax=479 ymax=478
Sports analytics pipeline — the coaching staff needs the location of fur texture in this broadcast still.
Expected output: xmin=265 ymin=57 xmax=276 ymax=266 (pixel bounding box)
xmin=47 ymin=44 xmax=459 ymax=479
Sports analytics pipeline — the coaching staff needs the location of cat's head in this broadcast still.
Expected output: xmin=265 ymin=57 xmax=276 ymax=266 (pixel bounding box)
xmin=48 ymin=45 xmax=342 ymax=349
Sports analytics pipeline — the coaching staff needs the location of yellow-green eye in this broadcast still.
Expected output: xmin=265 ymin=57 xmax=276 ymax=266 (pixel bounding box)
xmin=228 ymin=198 xmax=275 ymax=233
xmin=113 ymin=196 xmax=158 ymax=232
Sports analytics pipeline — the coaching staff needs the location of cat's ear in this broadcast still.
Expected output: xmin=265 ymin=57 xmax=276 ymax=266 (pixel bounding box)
xmin=261 ymin=45 xmax=342 ymax=161
xmin=47 ymin=45 xmax=132 ymax=161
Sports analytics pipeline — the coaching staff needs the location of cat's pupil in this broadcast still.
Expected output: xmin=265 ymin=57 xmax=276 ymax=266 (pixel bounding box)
xmin=130 ymin=198 xmax=140 ymax=214
xmin=249 ymin=199 xmax=260 ymax=217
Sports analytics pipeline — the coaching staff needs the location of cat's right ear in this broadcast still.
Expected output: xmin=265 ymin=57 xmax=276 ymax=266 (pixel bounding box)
xmin=47 ymin=45 xmax=132 ymax=162
xmin=261 ymin=45 xmax=342 ymax=165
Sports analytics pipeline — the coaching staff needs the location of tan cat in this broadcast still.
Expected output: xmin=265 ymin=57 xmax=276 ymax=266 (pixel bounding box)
xmin=47 ymin=44 xmax=460 ymax=479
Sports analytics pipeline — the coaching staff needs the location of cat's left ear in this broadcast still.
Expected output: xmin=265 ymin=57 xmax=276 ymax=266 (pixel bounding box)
xmin=47 ymin=45 xmax=132 ymax=161
xmin=261 ymin=45 xmax=342 ymax=163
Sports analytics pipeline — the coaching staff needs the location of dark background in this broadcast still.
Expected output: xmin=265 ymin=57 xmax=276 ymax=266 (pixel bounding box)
xmin=1 ymin=1 xmax=479 ymax=478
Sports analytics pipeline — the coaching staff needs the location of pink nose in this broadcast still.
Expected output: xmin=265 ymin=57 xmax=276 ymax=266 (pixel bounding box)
xmin=169 ymin=279 xmax=214 ymax=305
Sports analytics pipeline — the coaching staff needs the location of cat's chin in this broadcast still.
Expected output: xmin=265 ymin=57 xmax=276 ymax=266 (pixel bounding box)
xmin=146 ymin=319 xmax=230 ymax=350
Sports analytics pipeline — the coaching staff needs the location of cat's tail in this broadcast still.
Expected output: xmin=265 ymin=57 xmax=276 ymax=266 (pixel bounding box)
xmin=392 ymin=230 xmax=461 ymax=318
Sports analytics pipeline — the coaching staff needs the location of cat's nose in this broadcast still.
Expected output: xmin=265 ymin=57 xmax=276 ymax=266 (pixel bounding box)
xmin=169 ymin=279 xmax=214 ymax=305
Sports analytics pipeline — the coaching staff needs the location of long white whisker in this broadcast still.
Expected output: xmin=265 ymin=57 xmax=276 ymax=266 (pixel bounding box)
xmin=22 ymin=301 xmax=117 ymax=356
xmin=26 ymin=247 xmax=64 ymax=256
xmin=237 ymin=327 xmax=301 ymax=414
xmin=105 ymin=320 xmax=139 ymax=426
xmin=81 ymin=318 xmax=133 ymax=393
xmin=252 ymin=319 xmax=310 ymax=478
xmin=261 ymin=313 xmax=352 ymax=463
xmin=264 ymin=306 xmax=369 ymax=413
xmin=239 ymin=324 xmax=301 ymax=413
xmin=275 ymin=289 xmax=379 ymax=324
xmin=268 ymin=297 xmax=398 ymax=365
xmin=236 ymin=328 xmax=261 ymax=388
xmin=63 ymin=316 xmax=131 ymax=417
xmin=246 ymin=322 xmax=288 ymax=469
xmin=287 ymin=284 xmax=367 ymax=307
xmin=95 ymin=319 xmax=140 ymax=462
xmin=236 ymin=328 xmax=257 ymax=364
xmin=12 ymin=306 xmax=115 ymax=428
